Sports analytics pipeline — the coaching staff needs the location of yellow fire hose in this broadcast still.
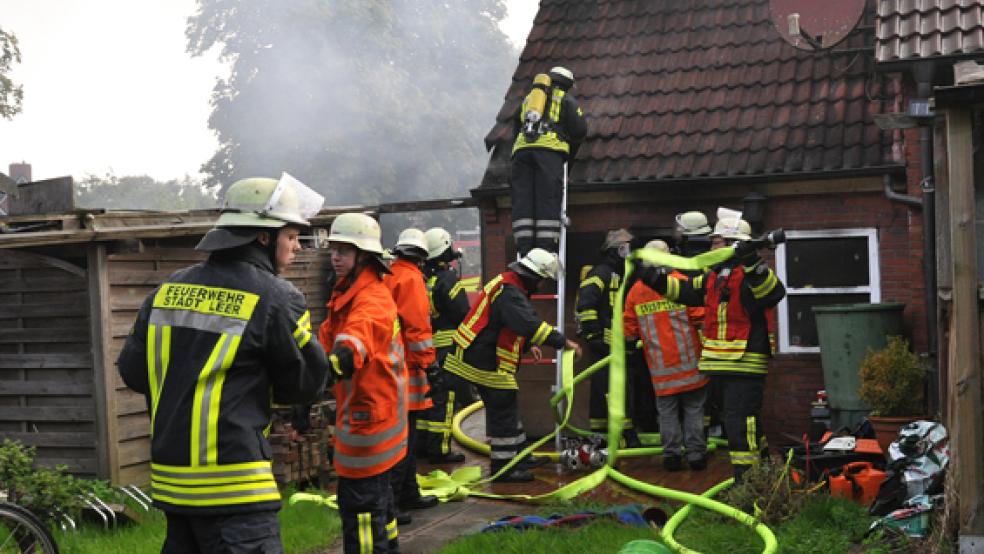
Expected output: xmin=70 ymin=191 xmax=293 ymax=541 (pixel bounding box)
xmin=445 ymin=247 xmax=778 ymax=553
xmin=295 ymin=247 xmax=777 ymax=553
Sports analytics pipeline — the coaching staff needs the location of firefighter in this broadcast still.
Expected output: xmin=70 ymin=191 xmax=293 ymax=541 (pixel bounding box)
xmin=624 ymin=239 xmax=709 ymax=472
xmin=416 ymin=227 xmax=469 ymax=463
xmin=510 ymin=66 xmax=588 ymax=255
xmin=117 ymin=174 xmax=329 ymax=553
xmin=444 ymin=248 xmax=582 ymax=482
xmin=674 ymin=210 xmax=712 ymax=257
xmin=384 ymin=228 xmax=440 ymax=516
xmin=639 ymin=217 xmax=785 ymax=482
xmin=575 ymin=228 xmax=642 ymax=447
xmin=317 ymin=213 xmax=407 ymax=553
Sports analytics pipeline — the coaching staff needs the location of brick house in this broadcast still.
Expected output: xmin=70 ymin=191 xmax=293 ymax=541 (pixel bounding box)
xmin=473 ymin=0 xmax=956 ymax=441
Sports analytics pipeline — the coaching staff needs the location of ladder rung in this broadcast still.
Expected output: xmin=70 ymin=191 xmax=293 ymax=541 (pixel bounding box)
xmin=520 ymin=358 xmax=556 ymax=365
xmin=530 ymin=293 xmax=558 ymax=300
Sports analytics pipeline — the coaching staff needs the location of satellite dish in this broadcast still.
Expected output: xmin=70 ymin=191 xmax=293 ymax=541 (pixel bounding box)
xmin=769 ymin=0 xmax=865 ymax=51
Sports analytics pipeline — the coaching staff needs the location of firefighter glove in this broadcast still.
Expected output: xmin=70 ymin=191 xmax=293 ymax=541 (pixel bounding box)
xmin=733 ymin=240 xmax=760 ymax=262
xmin=328 ymin=345 xmax=356 ymax=380
xmin=588 ymin=338 xmax=608 ymax=356
xmin=638 ymin=265 xmax=669 ymax=293
xmin=424 ymin=361 xmax=444 ymax=392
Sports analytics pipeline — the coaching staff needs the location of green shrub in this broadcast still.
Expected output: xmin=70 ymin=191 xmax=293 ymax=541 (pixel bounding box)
xmin=0 ymin=439 xmax=106 ymax=522
xmin=858 ymin=336 xmax=926 ymax=416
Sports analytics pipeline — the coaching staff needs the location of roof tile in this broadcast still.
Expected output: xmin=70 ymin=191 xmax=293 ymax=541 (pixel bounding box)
xmin=876 ymin=0 xmax=984 ymax=62
xmin=482 ymin=0 xmax=894 ymax=186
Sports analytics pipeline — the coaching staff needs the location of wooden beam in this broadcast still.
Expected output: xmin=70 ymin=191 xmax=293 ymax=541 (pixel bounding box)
xmin=0 ymin=406 xmax=95 ymax=421
xmin=0 ymin=380 xmax=94 ymax=396
xmin=0 ymin=353 xmax=93 ymax=368
xmin=0 ymin=328 xmax=89 ymax=343
xmin=88 ymin=243 xmax=119 ymax=483
xmin=0 ymin=300 xmax=89 ymax=319
xmin=375 ymin=197 xmax=476 ymax=213
xmin=0 ymin=275 xmax=87 ymax=292
xmin=34 ymin=457 xmax=98 ymax=475
xmin=2 ymin=432 xmax=97 ymax=448
xmin=0 ymin=249 xmax=85 ymax=276
xmin=945 ymin=107 xmax=984 ymax=536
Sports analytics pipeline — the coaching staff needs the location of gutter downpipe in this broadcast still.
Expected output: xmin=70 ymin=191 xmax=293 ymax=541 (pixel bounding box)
xmin=917 ymin=76 xmax=939 ymax=415
xmin=882 ymin=68 xmax=938 ymax=412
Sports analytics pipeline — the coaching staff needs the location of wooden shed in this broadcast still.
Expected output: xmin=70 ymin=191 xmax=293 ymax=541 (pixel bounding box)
xmin=0 ymin=208 xmax=337 ymax=485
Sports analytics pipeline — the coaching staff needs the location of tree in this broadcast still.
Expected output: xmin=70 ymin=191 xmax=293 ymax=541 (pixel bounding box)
xmin=0 ymin=27 xmax=23 ymax=120
xmin=75 ymin=173 xmax=219 ymax=211
xmin=186 ymin=0 xmax=516 ymax=214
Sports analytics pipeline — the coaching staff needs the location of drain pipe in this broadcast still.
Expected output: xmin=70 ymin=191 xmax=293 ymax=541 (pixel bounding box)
xmin=882 ymin=174 xmax=921 ymax=207
xmin=915 ymin=79 xmax=938 ymax=360
xmin=881 ymin=70 xmax=939 ymax=412
xmin=916 ymin=77 xmax=939 ymax=418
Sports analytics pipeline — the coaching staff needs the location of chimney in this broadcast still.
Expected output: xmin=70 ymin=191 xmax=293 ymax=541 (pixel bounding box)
xmin=9 ymin=162 xmax=31 ymax=184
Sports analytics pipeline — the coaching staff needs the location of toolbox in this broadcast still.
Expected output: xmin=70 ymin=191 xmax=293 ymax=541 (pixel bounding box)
xmin=783 ymin=432 xmax=886 ymax=482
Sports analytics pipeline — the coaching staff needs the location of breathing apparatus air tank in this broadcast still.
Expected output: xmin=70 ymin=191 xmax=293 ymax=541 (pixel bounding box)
xmin=522 ymin=73 xmax=552 ymax=143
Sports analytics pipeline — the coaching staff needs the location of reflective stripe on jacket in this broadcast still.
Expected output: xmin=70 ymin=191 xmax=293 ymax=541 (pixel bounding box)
xmin=661 ymin=258 xmax=785 ymax=376
xmin=575 ymin=255 xmax=623 ymax=346
xmin=424 ymin=263 xmax=471 ymax=350
xmin=446 ymin=271 xmax=565 ymax=390
xmin=116 ymin=245 xmax=329 ymax=514
xmin=385 ymin=258 xmax=435 ymax=411
xmin=319 ymin=267 xmax=408 ymax=479
xmin=623 ymin=276 xmax=707 ymax=396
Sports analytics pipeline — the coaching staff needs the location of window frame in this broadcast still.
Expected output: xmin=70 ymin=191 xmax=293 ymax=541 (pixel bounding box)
xmin=775 ymin=228 xmax=881 ymax=353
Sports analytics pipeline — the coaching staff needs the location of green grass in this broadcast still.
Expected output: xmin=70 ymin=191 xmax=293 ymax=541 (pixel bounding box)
xmin=53 ymin=489 xmax=340 ymax=554
xmin=437 ymin=519 xmax=661 ymax=554
xmin=279 ymin=491 xmax=342 ymax=553
xmin=437 ymin=496 xmax=904 ymax=554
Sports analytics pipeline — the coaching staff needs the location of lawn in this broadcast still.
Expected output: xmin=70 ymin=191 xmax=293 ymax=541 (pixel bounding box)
xmin=437 ymin=496 xmax=909 ymax=554
xmin=52 ymin=489 xmax=341 ymax=554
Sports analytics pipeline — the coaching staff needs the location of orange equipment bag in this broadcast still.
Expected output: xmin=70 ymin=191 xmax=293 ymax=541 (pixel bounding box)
xmin=829 ymin=461 xmax=886 ymax=506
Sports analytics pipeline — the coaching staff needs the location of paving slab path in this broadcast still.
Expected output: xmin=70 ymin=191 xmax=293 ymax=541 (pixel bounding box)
xmin=316 ymin=406 xmax=734 ymax=553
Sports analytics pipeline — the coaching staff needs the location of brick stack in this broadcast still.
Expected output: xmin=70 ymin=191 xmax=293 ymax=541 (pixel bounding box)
xmin=268 ymin=401 xmax=335 ymax=486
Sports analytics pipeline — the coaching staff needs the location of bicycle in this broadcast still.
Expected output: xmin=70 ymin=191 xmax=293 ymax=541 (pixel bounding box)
xmin=0 ymin=502 xmax=58 ymax=553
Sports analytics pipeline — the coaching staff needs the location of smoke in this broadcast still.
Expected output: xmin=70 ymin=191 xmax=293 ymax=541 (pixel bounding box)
xmin=188 ymin=0 xmax=518 ymax=223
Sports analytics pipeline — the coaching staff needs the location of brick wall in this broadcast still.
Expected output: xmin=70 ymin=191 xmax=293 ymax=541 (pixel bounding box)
xmin=478 ymin=181 xmax=928 ymax=445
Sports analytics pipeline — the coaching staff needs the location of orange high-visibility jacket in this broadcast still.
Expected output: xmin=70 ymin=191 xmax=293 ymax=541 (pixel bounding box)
xmin=319 ymin=267 xmax=408 ymax=479
xmin=624 ymin=275 xmax=708 ymax=396
xmin=385 ymin=258 xmax=435 ymax=411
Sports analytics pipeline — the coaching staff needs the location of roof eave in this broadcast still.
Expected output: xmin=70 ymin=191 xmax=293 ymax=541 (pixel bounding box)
xmin=471 ymin=165 xmax=907 ymax=198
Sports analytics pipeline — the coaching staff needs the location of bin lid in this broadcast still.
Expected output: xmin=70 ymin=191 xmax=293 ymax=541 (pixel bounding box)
xmin=812 ymin=302 xmax=905 ymax=314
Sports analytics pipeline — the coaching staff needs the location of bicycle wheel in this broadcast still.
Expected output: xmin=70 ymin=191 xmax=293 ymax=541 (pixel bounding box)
xmin=0 ymin=503 xmax=58 ymax=554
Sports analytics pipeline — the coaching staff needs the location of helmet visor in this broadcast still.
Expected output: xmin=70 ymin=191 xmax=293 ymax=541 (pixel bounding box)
xmin=262 ymin=172 xmax=325 ymax=226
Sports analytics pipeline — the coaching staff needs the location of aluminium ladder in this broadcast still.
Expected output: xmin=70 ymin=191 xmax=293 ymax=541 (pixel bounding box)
xmin=522 ymin=162 xmax=570 ymax=453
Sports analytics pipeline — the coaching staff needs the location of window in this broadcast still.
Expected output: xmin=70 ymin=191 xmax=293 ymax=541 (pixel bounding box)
xmin=775 ymin=228 xmax=880 ymax=353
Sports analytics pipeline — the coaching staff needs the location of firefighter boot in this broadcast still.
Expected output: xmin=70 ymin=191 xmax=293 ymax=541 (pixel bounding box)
xmin=397 ymin=510 xmax=412 ymax=526
xmin=622 ymin=428 xmax=642 ymax=449
xmin=428 ymin=451 xmax=466 ymax=464
xmin=490 ymin=461 xmax=535 ymax=482
xmin=400 ymin=495 xmax=439 ymax=511
xmin=519 ymin=453 xmax=550 ymax=470
xmin=493 ymin=467 xmax=535 ymax=482
xmin=662 ymin=455 xmax=683 ymax=472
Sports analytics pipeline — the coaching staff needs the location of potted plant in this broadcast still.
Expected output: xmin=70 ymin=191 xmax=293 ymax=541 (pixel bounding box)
xmin=858 ymin=335 xmax=927 ymax=452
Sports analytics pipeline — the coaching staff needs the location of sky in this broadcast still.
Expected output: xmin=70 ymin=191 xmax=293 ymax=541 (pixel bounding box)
xmin=0 ymin=0 xmax=538 ymax=183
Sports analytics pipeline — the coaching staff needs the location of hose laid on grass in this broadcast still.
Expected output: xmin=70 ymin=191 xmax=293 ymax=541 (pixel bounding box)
xmin=445 ymin=246 xmax=778 ymax=553
xmin=659 ymin=478 xmax=740 ymax=553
